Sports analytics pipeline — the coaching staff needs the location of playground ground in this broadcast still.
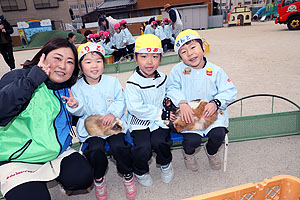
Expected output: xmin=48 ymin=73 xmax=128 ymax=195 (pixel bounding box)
xmin=0 ymin=21 xmax=300 ymax=199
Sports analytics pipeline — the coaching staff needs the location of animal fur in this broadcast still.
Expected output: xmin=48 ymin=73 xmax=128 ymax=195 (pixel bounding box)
xmin=84 ymin=115 xmax=124 ymax=137
xmin=165 ymin=100 xmax=218 ymax=133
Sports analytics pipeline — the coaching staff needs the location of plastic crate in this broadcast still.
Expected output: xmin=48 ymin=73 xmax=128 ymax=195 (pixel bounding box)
xmin=183 ymin=175 xmax=300 ymax=200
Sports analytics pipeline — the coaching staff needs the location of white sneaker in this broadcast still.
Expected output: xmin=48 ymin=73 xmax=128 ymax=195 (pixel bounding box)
xmin=135 ymin=173 xmax=153 ymax=187
xmin=161 ymin=163 xmax=174 ymax=184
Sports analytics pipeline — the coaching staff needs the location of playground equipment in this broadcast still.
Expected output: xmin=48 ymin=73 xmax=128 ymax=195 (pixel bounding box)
xmin=228 ymin=4 xmax=252 ymax=26
xmin=254 ymin=3 xmax=278 ymax=22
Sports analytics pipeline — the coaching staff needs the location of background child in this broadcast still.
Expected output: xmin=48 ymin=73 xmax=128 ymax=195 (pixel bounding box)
xmin=99 ymin=31 xmax=116 ymax=56
xmin=64 ymin=43 xmax=137 ymax=200
xmin=163 ymin=18 xmax=175 ymax=46
xmin=119 ymin=20 xmax=135 ymax=60
xmin=111 ymin=23 xmax=127 ymax=62
xmin=166 ymin=29 xmax=237 ymax=171
xmin=144 ymin=18 xmax=155 ymax=35
xmin=154 ymin=21 xmax=172 ymax=52
xmin=125 ymin=34 xmax=174 ymax=187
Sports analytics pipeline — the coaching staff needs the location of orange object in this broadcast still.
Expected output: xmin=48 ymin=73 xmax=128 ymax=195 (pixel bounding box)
xmin=183 ymin=175 xmax=300 ymax=200
xmin=105 ymin=55 xmax=114 ymax=64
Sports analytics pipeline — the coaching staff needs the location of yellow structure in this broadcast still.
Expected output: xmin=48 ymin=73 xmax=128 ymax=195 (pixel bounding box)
xmin=228 ymin=4 xmax=252 ymax=26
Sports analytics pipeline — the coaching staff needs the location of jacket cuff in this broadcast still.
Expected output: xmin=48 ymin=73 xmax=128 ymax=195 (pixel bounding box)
xmin=209 ymin=99 xmax=221 ymax=110
xmin=27 ymin=65 xmax=48 ymax=87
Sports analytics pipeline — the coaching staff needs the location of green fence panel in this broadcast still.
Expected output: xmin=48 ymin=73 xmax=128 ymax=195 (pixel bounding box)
xmin=228 ymin=110 xmax=300 ymax=142
xmin=103 ymin=54 xmax=181 ymax=74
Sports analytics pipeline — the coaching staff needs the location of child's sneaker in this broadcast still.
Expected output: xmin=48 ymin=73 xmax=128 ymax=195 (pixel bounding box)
xmin=135 ymin=173 xmax=153 ymax=187
xmin=95 ymin=177 xmax=108 ymax=200
xmin=123 ymin=176 xmax=137 ymax=200
xmin=204 ymin=144 xmax=221 ymax=170
xmin=161 ymin=163 xmax=174 ymax=184
xmin=182 ymin=149 xmax=199 ymax=171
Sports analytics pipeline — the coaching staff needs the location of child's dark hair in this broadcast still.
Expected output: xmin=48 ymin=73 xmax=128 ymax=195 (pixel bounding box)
xmin=178 ymin=39 xmax=204 ymax=59
xmin=84 ymin=30 xmax=93 ymax=37
xmin=104 ymin=38 xmax=110 ymax=44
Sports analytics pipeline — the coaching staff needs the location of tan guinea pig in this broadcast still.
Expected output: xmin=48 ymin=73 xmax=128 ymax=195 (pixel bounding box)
xmin=84 ymin=115 xmax=124 ymax=137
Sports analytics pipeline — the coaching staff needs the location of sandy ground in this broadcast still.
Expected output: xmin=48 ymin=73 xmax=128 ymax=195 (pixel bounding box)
xmin=1 ymin=21 xmax=300 ymax=199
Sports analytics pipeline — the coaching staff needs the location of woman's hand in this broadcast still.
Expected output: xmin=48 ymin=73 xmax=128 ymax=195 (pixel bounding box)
xmin=101 ymin=113 xmax=115 ymax=126
xmin=61 ymin=89 xmax=78 ymax=108
xmin=179 ymin=103 xmax=194 ymax=124
xmin=37 ymin=53 xmax=50 ymax=75
xmin=202 ymin=102 xmax=217 ymax=118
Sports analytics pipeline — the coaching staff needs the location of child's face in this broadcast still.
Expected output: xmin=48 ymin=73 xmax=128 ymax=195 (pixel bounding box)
xmin=115 ymin=28 xmax=120 ymax=33
xmin=135 ymin=53 xmax=161 ymax=78
xmin=80 ymin=52 xmax=104 ymax=84
xmin=178 ymin=40 xmax=204 ymax=69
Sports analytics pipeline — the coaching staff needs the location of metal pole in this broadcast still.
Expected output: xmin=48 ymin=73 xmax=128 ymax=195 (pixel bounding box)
xmin=84 ymin=0 xmax=88 ymax=14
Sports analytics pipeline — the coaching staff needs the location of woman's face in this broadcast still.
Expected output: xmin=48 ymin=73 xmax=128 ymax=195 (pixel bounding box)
xmin=70 ymin=35 xmax=77 ymax=43
xmin=45 ymin=47 xmax=75 ymax=83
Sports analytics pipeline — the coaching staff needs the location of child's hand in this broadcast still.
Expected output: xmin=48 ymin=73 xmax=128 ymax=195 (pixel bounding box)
xmin=179 ymin=103 xmax=194 ymax=124
xmin=38 ymin=53 xmax=50 ymax=75
xmin=202 ymin=102 xmax=217 ymax=118
xmin=122 ymin=42 xmax=125 ymax=47
xmin=101 ymin=113 xmax=115 ymax=126
xmin=170 ymin=111 xmax=176 ymax=122
xmin=61 ymin=89 xmax=78 ymax=108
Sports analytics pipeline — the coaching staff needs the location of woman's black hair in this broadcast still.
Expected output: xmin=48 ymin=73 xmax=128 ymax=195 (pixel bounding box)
xmin=23 ymin=37 xmax=79 ymax=87
xmin=98 ymin=17 xmax=109 ymax=30
xmin=67 ymin=32 xmax=75 ymax=39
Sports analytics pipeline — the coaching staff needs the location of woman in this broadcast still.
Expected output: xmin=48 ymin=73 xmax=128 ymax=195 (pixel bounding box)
xmin=67 ymin=32 xmax=77 ymax=44
xmin=0 ymin=38 xmax=94 ymax=200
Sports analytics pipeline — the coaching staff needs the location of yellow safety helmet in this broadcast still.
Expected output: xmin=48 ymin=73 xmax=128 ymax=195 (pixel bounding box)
xmin=77 ymin=42 xmax=105 ymax=60
xmin=135 ymin=34 xmax=163 ymax=54
xmin=174 ymin=29 xmax=202 ymax=54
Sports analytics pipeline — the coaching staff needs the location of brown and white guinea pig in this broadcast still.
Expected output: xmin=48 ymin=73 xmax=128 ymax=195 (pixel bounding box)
xmin=84 ymin=115 xmax=124 ymax=137
xmin=164 ymin=100 xmax=218 ymax=133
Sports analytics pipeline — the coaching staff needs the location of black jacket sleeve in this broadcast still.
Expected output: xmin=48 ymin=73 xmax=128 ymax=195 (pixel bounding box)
xmin=169 ymin=9 xmax=177 ymax=23
xmin=0 ymin=65 xmax=48 ymax=126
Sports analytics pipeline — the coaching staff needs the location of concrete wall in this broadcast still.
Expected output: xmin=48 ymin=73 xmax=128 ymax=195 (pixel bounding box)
xmin=1 ymin=0 xmax=72 ymax=27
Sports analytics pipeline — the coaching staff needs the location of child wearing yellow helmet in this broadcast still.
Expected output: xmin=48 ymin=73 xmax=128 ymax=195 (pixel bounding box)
xmin=166 ymin=29 xmax=237 ymax=171
xmin=63 ymin=42 xmax=137 ymax=200
xmin=125 ymin=34 xmax=175 ymax=187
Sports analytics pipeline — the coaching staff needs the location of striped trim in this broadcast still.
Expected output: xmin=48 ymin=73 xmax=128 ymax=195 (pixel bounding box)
xmin=127 ymin=81 xmax=155 ymax=89
xmin=156 ymin=75 xmax=167 ymax=88
xmin=130 ymin=115 xmax=150 ymax=126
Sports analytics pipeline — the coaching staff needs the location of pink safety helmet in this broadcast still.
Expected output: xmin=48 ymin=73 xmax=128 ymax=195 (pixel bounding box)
xmin=103 ymin=31 xmax=110 ymax=39
xmin=119 ymin=20 xmax=127 ymax=25
xmin=114 ymin=23 xmax=120 ymax=29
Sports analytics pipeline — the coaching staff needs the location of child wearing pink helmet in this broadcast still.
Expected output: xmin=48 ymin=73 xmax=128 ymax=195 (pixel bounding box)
xmin=119 ymin=20 xmax=135 ymax=60
xmin=111 ymin=23 xmax=127 ymax=62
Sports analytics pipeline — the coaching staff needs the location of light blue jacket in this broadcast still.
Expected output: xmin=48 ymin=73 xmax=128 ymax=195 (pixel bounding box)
xmin=125 ymin=69 xmax=168 ymax=132
xmin=163 ymin=24 xmax=175 ymax=44
xmin=112 ymin=31 xmax=127 ymax=49
xmin=67 ymin=75 xmax=128 ymax=142
xmin=98 ymin=41 xmax=114 ymax=55
xmin=166 ymin=60 xmax=237 ymax=136
xmin=155 ymin=26 xmax=167 ymax=41
xmin=122 ymin=28 xmax=135 ymax=45
xmin=144 ymin=24 xmax=155 ymax=35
